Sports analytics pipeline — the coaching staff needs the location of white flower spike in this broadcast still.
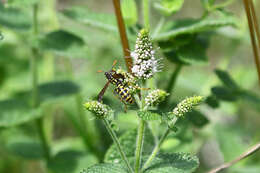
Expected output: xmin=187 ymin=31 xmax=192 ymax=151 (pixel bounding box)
xmin=131 ymin=29 xmax=161 ymax=80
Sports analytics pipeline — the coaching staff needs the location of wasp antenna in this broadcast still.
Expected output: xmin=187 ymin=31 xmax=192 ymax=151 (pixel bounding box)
xmin=112 ymin=60 xmax=117 ymax=67
xmin=97 ymin=70 xmax=104 ymax=73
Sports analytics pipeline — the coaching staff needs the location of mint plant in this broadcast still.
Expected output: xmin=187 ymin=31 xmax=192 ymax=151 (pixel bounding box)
xmin=83 ymin=29 xmax=204 ymax=173
xmin=1 ymin=0 xmax=260 ymax=173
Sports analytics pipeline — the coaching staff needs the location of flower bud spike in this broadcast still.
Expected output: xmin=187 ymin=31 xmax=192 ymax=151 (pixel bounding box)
xmin=83 ymin=101 xmax=112 ymax=119
xmin=145 ymin=89 xmax=169 ymax=107
xmin=173 ymin=96 xmax=204 ymax=118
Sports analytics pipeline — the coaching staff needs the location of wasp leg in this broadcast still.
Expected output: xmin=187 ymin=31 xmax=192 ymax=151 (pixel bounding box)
xmin=113 ymin=90 xmax=128 ymax=112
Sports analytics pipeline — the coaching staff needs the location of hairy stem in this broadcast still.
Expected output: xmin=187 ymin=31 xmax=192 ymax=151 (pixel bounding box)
xmin=32 ymin=4 xmax=50 ymax=161
xmin=142 ymin=128 xmax=170 ymax=171
xmin=242 ymin=0 xmax=260 ymax=85
xmin=142 ymin=116 xmax=178 ymax=171
xmin=208 ymin=142 xmax=260 ymax=173
xmin=135 ymin=119 xmax=146 ymax=173
xmin=142 ymin=0 xmax=150 ymax=29
xmin=103 ymin=119 xmax=134 ymax=173
xmin=112 ymin=0 xmax=133 ymax=73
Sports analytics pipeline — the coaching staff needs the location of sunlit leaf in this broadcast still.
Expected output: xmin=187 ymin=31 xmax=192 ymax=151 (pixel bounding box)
xmin=39 ymin=30 xmax=88 ymax=58
xmin=0 ymin=3 xmax=31 ymax=31
xmin=121 ymin=0 xmax=137 ymax=27
xmin=154 ymin=0 xmax=184 ymax=16
xmin=60 ymin=7 xmax=117 ymax=32
xmin=154 ymin=11 xmax=237 ymax=41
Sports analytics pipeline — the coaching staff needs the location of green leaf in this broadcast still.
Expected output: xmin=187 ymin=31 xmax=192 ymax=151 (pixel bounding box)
xmin=6 ymin=0 xmax=39 ymax=7
xmin=39 ymin=30 xmax=88 ymax=58
xmin=0 ymin=98 xmax=43 ymax=127
xmin=121 ymin=0 xmax=138 ymax=27
xmin=205 ymin=95 xmax=220 ymax=108
xmin=144 ymin=153 xmax=199 ymax=173
xmin=153 ymin=11 xmax=237 ymax=41
xmin=48 ymin=150 xmax=98 ymax=173
xmin=211 ymin=86 xmax=238 ymax=101
xmin=177 ymin=38 xmax=208 ymax=64
xmin=60 ymin=7 xmax=117 ymax=32
xmin=15 ymin=80 xmax=80 ymax=103
xmin=187 ymin=110 xmax=209 ymax=128
xmin=215 ymin=69 xmax=239 ymax=90
xmin=6 ymin=135 xmax=44 ymax=159
xmin=163 ymin=35 xmax=209 ymax=65
xmin=0 ymin=3 xmax=31 ymax=31
xmin=154 ymin=0 xmax=184 ymax=16
xmin=81 ymin=163 xmax=127 ymax=173
xmin=104 ymin=129 xmax=155 ymax=163
xmin=137 ymin=110 xmax=161 ymax=121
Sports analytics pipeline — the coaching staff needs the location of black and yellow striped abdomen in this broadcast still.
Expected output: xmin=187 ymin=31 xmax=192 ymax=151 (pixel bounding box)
xmin=115 ymin=84 xmax=134 ymax=104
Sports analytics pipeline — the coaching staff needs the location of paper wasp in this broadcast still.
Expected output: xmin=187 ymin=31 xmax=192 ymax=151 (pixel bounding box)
xmin=97 ymin=60 xmax=134 ymax=110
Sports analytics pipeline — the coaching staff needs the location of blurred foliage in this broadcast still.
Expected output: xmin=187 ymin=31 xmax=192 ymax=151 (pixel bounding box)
xmin=0 ymin=0 xmax=260 ymax=173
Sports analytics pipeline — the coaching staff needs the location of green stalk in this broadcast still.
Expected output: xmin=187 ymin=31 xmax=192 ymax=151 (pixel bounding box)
xmin=103 ymin=119 xmax=134 ymax=173
xmin=152 ymin=17 xmax=165 ymax=38
xmin=135 ymin=119 xmax=146 ymax=173
xmin=141 ymin=116 xmax=178 ymax=171
xmin=32 ymin=4 xmax=50 ymax=161
xmin=142 ymin=0 xmax=150 ymax=29
xmin=142 ymin=128 xmax=170 ymax=171
xmin=162 ymin=64 xmax=182 ymax=108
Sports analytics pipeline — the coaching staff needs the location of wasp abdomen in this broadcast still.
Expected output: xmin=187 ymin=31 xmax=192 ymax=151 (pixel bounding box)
xmin=115 ymin=84 xmax=134 ymax=104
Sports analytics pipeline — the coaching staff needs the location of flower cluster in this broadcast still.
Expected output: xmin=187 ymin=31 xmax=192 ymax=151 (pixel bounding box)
xmin=131 ymin=29 xmax=161 ymax=79
xmin=145 ymin=89 xmax=168 ymax=107
xmin=83 ymin=101 xmax=111 ymax=119
xmin=173 ymin=96 xmax=204 ymax=117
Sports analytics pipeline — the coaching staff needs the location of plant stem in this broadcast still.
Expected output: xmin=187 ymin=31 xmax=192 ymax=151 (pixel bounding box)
xmin=36 ymin=118 xmax=50 ymax=161
xmin=103 ymin=119 xmax=134 ymax=173
xmin=242 ymin=0 xmax=260 ymax=86
xmin=161 ymin=64 xmax=182 ymax=108
xmin=166 ymin=64 xmax=182 ymax=94
xmin=32 ymin=4 xmax=51 ymax=161
xmin=152 ymin=17 xmax=165 ymax=38
xmin=112 ymin=0 xmax=133 ymax=73
xmin=208 ymin=142 xmax=260 ymax=173
xmin=142 ymin=116 xmax=178 ymax=171
xmin=135 ymin=119 xmax=146 ymax=173
xmin=142 ymin=128 xmax=170 ymax=171
xmin=142 ymin=0 xmax=150 ymax=29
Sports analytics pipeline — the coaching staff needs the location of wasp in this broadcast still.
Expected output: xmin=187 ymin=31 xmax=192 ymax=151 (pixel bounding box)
xmin=97 ymin=60 xmax=134 ymax=110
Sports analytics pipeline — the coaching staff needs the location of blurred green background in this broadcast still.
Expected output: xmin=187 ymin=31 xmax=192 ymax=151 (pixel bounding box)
xmin=0 ymin=0 xmax=260 ymax=173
